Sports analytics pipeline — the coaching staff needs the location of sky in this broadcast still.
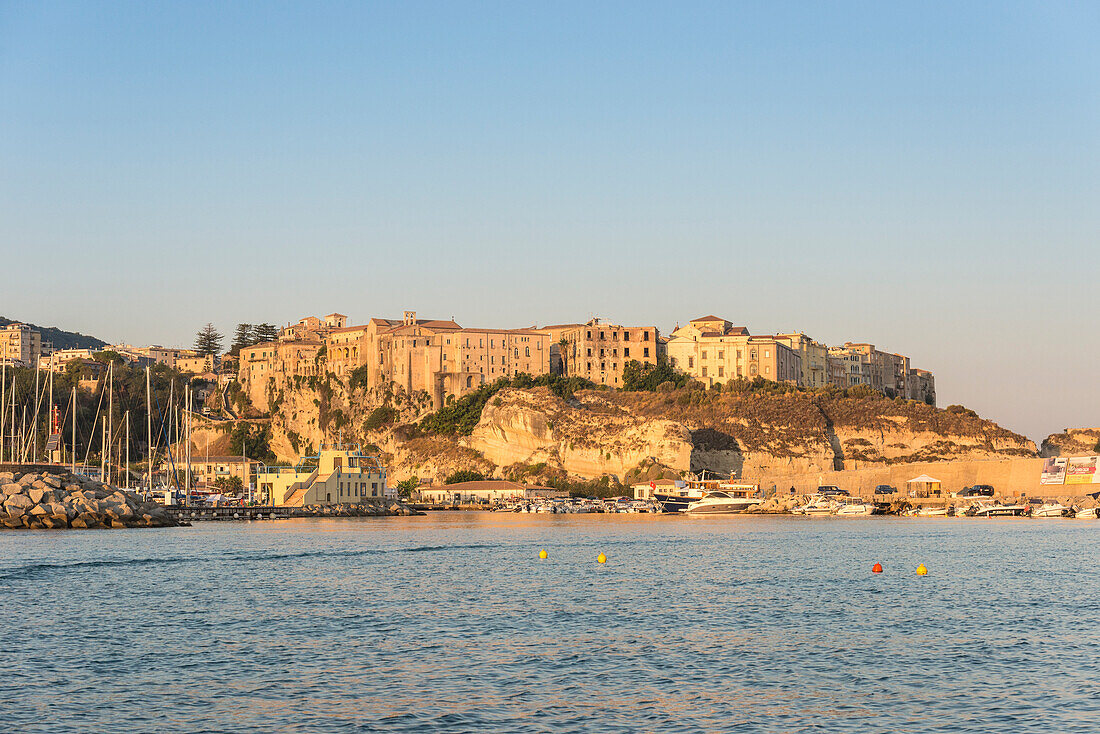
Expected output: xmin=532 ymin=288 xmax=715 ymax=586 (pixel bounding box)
xmin=1 ymin=1 xmax=1097 ymax=441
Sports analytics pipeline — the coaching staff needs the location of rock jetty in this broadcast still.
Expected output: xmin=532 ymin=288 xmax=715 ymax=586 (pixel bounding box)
xmin=0 ymin=469 xmax=178 ymax=530
xmin=288 ymin=501 xmax=421 ymax=518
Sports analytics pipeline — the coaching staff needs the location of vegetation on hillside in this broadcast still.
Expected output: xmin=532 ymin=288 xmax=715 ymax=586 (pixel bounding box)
xmin=419 ymin=373 xmax=595 ymax=436
xmin=0 ymin=316 xmax=106 ymax=351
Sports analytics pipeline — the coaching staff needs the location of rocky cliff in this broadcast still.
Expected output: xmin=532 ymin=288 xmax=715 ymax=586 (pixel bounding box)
xmin=224 ymin=371 xmax=1039 ymax=486
xmin=1040 ymin=428 xmax=1100 ymax=458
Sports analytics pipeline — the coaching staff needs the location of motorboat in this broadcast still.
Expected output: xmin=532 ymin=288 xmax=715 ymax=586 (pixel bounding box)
xmin=916 ymin=505 xmax=950 ymax=517
xmin=1031 ymin=502 xmax=1069 ymax=518
xmin=967 ymin=500 xmax=1026 ymax=517
xmin=683 ymin=489 xmax=762 ymax=515
xmin=836 ymin=501 xmax=876 ymax=516
xmin=1072 ymin=506 xmax=1098 ymax=519
xmin=793 ymin=495 xmax=841 ymax=516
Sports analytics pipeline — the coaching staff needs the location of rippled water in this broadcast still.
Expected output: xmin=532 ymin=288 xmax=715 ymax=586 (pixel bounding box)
xmin=1 ymin=513 xmax=1098 ymax=733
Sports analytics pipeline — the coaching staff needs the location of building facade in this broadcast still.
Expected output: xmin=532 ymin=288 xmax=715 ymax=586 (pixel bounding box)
xmin=666 ymin=316 xmax=802 ymax=387
xmin=256 ymin=444 xmax=387 ymax=506
xmin=0 ymin=323 xmax=43 ymax=367
xmin=775 ymin=333 xmax=828 ymax=388
xmin=537 ymin=318 xmax=659 ymax=386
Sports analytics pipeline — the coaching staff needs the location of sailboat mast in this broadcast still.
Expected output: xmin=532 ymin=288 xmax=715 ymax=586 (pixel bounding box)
xmin=33 ymin=360 xmax=40 ymax=460
xmin=125 ymin=410 xmax=130 ymax=490
xmin=107 ymin=362 xmax=113 ymax=485
xmin=1 ymin=360 xmax=6 ymax=464
xmin=71 ymin=386 xmax=77 ymax=474
xmin=145 ymin=366 xmax=152 ymax=491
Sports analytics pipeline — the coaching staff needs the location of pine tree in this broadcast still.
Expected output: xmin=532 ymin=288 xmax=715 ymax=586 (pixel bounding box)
xmin=253 ymin=323 xmax=278 ymax=343
xmin=194 ymin=323 xmax=224 ymax=357
xmin=229 ymin=323 xmax=255 ymax=356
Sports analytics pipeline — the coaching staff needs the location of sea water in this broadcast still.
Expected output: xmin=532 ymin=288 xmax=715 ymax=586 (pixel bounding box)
xmin=1 ymin=513 xmax=1097 ymax=733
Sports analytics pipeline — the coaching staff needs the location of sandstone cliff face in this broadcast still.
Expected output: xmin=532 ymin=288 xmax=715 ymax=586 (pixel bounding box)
xmin=462 ymin=388 xmax=693 ymax=479
xmin=223 ymin=371 xmax=1038 ymax=484
xmin=1040 ymin=428 xmax=1100 ymax=458
xmin=460 ymin=388 xmax=1036 ymax=482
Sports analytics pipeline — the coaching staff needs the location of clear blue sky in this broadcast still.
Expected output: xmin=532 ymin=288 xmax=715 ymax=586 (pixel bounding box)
xmin=2 ymin=1 xmax=1097 ymax=441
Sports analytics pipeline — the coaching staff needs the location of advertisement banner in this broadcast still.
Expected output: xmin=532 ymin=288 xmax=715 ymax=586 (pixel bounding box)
xmin=1040 ymin=457 xmax=1067 ymax=485
xmin=1065 ymin=456 xmax=1098 ymax=485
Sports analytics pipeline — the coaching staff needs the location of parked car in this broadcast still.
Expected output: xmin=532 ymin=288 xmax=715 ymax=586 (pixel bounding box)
xmin=958 ymin=485 xmax=995 ymax=497
xmin=873 ymin=485 xmax=896 ymax=495
xmin=817 ymin=485 xmax=850 ymax=496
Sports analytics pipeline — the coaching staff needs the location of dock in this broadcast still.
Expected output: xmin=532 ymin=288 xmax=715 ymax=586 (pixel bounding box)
xmin=164 ymin=506 xmax=294 ymax=522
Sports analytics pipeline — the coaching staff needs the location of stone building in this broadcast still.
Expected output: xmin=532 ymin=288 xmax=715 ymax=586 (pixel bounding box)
xmin=775 ymin=333 xmax=828 ymax=388
xmin=536 ymin=318 xmax=659 ymax=387
xmin=666 ymin=316 xmax=801 ymax=387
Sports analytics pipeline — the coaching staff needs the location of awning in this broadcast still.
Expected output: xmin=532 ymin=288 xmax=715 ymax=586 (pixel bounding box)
xmin=907 ymin=474 xmax=941 ymax=483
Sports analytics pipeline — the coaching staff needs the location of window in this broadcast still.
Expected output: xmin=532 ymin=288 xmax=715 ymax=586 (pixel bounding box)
xmin=600 ymin=349 xmax=605 ymax=357
xmin=624 ymin=347 xmax=630 ymax=358
xmin=702 ymin=367 xmax=708 ymax=377
xmin=514 ymin=348 xmax=519 ymax=357
xmin=718 ymin=351 xmax=724 ymax=359
xmin=601 ymin=362 xmax=605 ymax=371
xmin=688 ymin=357 xmax=694 ymax=368
xmin=736 ymin=350 xmax=742 ymax=359
xmin=643 ymin=332 xmax=650 ymax=341
xmin=765 ymin=366 xmax=771 ymax=375
xmin=587 ymin=362 xmax=592 ymax=371
xmin=624 ymin=332 xmax=630 ymax=341
xmin=643 ymin=347 xmax=650 ymax=358
xmin=718 ymin=367 xmax=724 ymax=377
xmin=586 ymin=331 xmax=591 ymax=338
xmin=600 ymin=331 xmax=605 ymax=340
xmin=701 ymin=351 xmax=707 ymax=360
xmin=750 ymin=350 xmax=757 ymax=360
xmin=525 ymin=347 xmax=530 ymax=357
xmin=765 ymin=350 xmax=770 ymax=358
xmin=587 ymin=348 xmax=592 ymax=357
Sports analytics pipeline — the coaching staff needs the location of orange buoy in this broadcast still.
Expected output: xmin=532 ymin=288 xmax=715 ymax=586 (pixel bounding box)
xmin=872 ymin=563 xmax=883 ymax=574
xmin=916 ymin=563 xmax=928 ymax=576
xmin=597 ymin=552 xmax=607 ymax=564
xmin=538 ymin=549 xmax=547 ymax=559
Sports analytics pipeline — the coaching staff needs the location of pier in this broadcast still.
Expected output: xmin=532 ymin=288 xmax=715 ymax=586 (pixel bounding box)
xmin=164 ymin=506 xmax=293 ymax=522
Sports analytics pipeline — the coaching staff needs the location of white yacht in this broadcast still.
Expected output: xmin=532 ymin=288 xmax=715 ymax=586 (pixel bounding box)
xmin=683 ymin=488 xmax=762 ymax=515
xmin=1031 ymin=502 xmax=1069 ymax=518
xmin=967 ymin=500 xmax=1026 ymax=517
xmin=836 ymin=501 xmax=876 ymax=516
xmin=1072 ymin=506 xmax=1098 ymax=519
xmin=793 ymin=496 xmax=841 ymax=516
xmin=917 ymin=505 xmax=950 ymax=517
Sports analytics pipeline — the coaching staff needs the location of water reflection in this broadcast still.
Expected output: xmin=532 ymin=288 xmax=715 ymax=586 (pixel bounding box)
xmin=0 ymin=514 xmax=1097 ymax=733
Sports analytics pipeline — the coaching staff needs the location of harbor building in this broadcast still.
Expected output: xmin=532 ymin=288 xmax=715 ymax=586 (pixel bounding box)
xmin=536 ymin=318 xmax=660 ymax=386
xmin=256 ymin=443 xmax=387 ymax=506
xmin=666 ymin=316 xmax=802 ymax=387
xmin=417 ymin=480 xmax=568 ymax=504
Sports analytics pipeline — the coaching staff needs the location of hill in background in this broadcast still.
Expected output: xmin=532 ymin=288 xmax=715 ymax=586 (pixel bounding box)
xmin=0 ymin=316 xmax=107 ymax=351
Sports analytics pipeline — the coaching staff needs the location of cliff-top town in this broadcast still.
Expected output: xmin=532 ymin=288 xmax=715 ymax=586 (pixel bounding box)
xmin=2 ymin=312 xmax=936 ymax=408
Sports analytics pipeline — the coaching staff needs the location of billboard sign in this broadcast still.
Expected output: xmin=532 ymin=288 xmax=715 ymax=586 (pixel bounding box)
xmin=1065 ymin=456 xmax=1098 ymax=485
xmin=1040 ymin=457 xmax=1067 ymax=485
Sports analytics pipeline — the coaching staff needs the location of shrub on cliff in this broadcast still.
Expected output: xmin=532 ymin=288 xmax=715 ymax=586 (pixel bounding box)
xmin=622 ymin=360 xmax=688 ymax=391
xmin=363 ymin=405 xmax=399 ymax=431
xmin=445 ymin=469 xmax=487 ymax=484
xmin=419 ymin=374 xmax=595 ymax=436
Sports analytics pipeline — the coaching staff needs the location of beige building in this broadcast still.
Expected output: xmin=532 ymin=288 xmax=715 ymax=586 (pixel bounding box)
xmin=187 ymin=456 xmax=263 ymax=490
xmin=256 ymin=443 xmax=387 ymax=506
xmin=536 ymin=318 xmax=659 ymax=386
xmin=1 ymin=323 xmax=43 ymax=367
xmin=176 ymin=354 xmax=217 ymax=374
xmin=417 ymin=480 xmax=567 ymax=504
xmin=775 ymin=333 xmax=828 ymax=388
xmin=909 ymin=368 xmax=936 ymax=405
xmin=268 ymin=311 xmax=553 ymax=407
xmin=666 ymin=316 xmax=801 ymax=387
xmin=39 ymin=348 xmax=97 ymax=372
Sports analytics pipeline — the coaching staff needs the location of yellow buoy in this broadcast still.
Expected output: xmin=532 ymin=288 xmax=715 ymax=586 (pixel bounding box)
xmin=916 ymin=563 xmax=928 ymax=576
xmin=597 ymin=553 xmax=607 ymax=564
xmin=538 ymin=549 xmax=547 ymax=559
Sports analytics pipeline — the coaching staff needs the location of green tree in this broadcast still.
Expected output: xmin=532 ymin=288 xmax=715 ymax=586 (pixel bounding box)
xmin=445 ymin=469 xmax=486 ymax=484
xmin=92 ymin=350 xmax=124 ymax=364
xmin=621 ymin=360 xmax=687 ymax=391
xmin=254 ymin=323 xmax=278 ymax=343
xmin=194 ymin=323 xmax=224 ymax=357
xmin=396 ymin=476 xmax=419 ymax=499
xmin=230 ymin=323 xmax=255 ymax=356
xmin=228 ymin=422 xmax=277 ymax=463
xmin=213 ymin=475 xmax=244 ymax=494
xmin=558 ymin=337 xmax=569 ymax=375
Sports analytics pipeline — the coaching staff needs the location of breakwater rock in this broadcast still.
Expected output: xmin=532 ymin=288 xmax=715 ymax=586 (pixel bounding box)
xmin=288 ymin=501 xmax=422 ymax=518
xmin=0 ymin=470 xmax=178 ymax=530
